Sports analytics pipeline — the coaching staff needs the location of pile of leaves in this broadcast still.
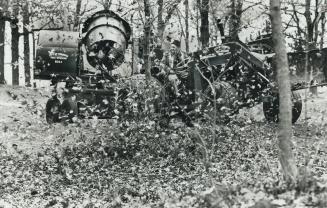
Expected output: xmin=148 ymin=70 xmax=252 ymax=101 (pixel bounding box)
xmin=1 ymin=83 xmax=327 ymax=207
xmin=0 ymin=116 xmax=327 ymax=207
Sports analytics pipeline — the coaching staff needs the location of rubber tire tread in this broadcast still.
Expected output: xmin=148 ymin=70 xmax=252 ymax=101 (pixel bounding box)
xmin=263 ymin=91 xmax=302 ymax=124
xmin=46 ymin=97 xmax=61 ymax=124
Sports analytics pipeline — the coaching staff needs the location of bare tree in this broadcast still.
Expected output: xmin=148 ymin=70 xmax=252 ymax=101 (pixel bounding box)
xmin=157 ymin=0 xmax=182 ymax=43
xmin=270 ymin=0 xmax=298 ymax=183
xmin=144 ymin=0 xmax=151 ymax=80
xmin=23 ymin=0 xmax=31 ymax=86
xmin=320 ymin=0 xmax=327 ymax=49
xmin=184 ymin=0 xmax=189 ymax=53
xmin=73 ymin=0 xmax=82 ymax=30
xmin=305 ymin=0 xmax=320 ymax=45
xmin=229 ymin=0 xmax=243 ymax=41
xmin=11 ymin=0 xmax=19 ymax=85
xmin=199 ymin=0 xmax=209 ymax=47
xmin=0 ymin=0 xmax=11 ymax=84
xmin=284 ymin=0 xmax=325 ymax=50
xmin=209 ymin=0 xmax=262 ymax=43
xmin=157 ymin=0 xmax=164 ymax=39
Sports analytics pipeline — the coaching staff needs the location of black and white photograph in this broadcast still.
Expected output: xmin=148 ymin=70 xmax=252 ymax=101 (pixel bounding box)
xmin=0 ymin=0 xmax=327 ymax=207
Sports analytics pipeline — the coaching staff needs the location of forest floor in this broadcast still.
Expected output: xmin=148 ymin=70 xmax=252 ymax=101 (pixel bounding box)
xmin=1 ymin=83 xmax=327 ymax=208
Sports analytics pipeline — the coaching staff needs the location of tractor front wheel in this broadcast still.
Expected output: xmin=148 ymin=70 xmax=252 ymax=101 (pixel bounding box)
xmin=203 ymin=81 xmax=238 ymax=123
xmin=263 ymin=91 xmax=302 ymax=123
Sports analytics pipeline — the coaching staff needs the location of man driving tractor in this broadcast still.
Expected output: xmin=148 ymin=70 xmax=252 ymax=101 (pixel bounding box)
xmin=154 ymin=39 xmax=189 ymax=95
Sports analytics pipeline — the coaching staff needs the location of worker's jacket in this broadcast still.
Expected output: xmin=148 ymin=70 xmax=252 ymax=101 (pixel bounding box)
xmin=161 ymin=51 xmax=189 ymax=82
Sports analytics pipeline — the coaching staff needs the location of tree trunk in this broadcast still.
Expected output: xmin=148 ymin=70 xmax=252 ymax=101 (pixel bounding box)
xmin=0 ymin=0 xmax=9 ymax=84
xmin=304 ymin=0 xmax=322 ymax=48
xmin=143 ymin=0 xmax=151 ymax=80
xmin=304 ymin=0 xmax=313 ymax=42
xmin=23 ymin=0 xmax=30 ymax=86
xmin=320 ymin=0 xmax=327 ymax=49
xmin=229 ymin=0 xmax=243 ymax=41
xmin=157 ymin=0 xmax=164 ymax=44
xmin=321 ymin=19 xmax=326 ymax=49
xmin=74 ymin=0 xmax=82 ymax=30
xmin=200 ymin=0 xmax=209 ymax=48
xmin=196 ymin=0 xmax=201 ymax=49
xmin=0 ymin=14 xmax=4 ymax=84
xmin=184 ymin=0 xmax=189 ymax=53
xmin=270 ymin=0 xmax=298 ymax=183
xmin=12 ymin=1 xmax=19 ymax=85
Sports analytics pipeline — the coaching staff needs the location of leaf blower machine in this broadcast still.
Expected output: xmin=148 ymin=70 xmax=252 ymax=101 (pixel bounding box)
xmin=34 ymin=10 xmax=131 ymax=123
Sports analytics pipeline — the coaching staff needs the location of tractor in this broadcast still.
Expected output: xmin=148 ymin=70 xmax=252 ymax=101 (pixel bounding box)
xmin=150 ymin=27 xmax=308 ymax=126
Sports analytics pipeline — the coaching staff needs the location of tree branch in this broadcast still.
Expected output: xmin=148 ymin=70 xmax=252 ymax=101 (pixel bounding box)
xmin=242 ymin=2 xmax=261 ymax=13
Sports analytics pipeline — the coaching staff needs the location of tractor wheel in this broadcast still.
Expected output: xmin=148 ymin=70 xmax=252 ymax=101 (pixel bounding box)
xmin=46 ymin=97 xmax=61 ymax=124
xmin=60 ymin=96 xmax=78 ymax=122
xmin=203 ymin=81 xmax=238 ymax=123
xmin=263 ymin=91 xmax=302 ymax=123
xmin=292 ymin=91 xmax=303 ymax=123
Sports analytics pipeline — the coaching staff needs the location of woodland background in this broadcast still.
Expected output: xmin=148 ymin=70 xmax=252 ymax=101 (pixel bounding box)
xmin=0 ymin=0 xmax=327 ymax=208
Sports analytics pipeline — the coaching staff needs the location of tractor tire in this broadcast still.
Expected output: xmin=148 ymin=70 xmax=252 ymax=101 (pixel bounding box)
xmin=203 ymin=81 xmax=238 ymax=123
xmin=46 ymin=97 xmax=61 ymax=124
xmin=263 ymin=91 xmax=302 ymax=123
xmin=60 ymin=96 xmax=78 ymax=122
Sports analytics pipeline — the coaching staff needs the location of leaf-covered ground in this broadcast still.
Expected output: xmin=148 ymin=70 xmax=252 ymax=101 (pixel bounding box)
xmin=1 ymin=84 xmax=327 ymax=207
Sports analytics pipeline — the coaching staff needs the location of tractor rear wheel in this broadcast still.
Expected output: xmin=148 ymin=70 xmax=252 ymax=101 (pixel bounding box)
xmin=60 ymin=96 xmax=78 ymax=122
xmin=263 ymin=91 xmax=302 ymax=123
xmin=46 ymin=97 xmax=61 ymax=124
